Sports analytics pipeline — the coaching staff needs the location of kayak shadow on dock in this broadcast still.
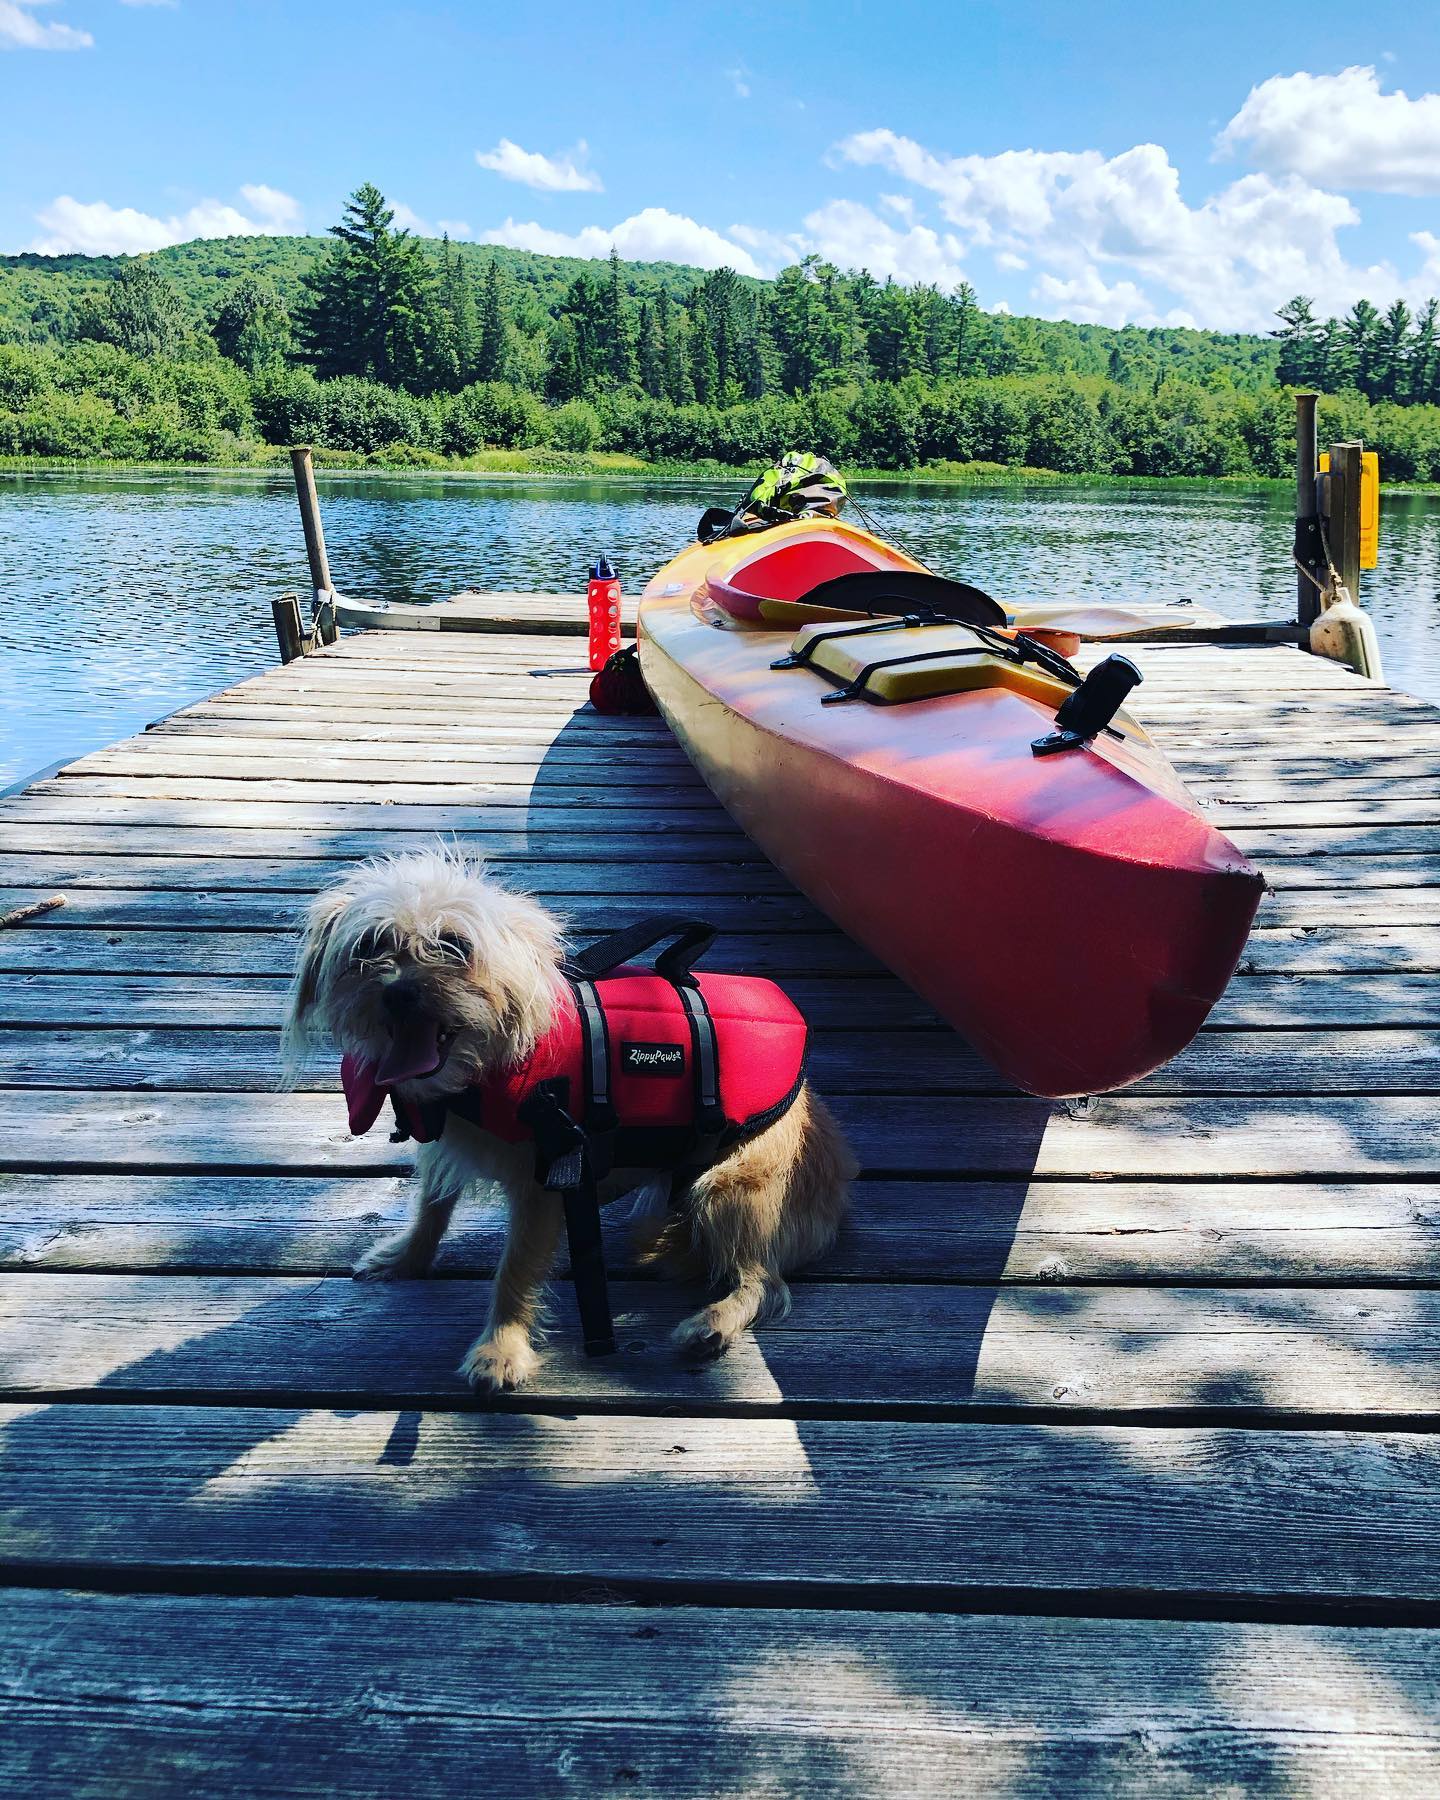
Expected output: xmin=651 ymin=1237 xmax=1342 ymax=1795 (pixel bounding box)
xmin=523 ymin=699 xmax=1060 ymax=1408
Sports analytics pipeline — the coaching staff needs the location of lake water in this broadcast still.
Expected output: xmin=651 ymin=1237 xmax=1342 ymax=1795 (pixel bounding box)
xmin=3 ymin=468 xmax=1438 ymax=786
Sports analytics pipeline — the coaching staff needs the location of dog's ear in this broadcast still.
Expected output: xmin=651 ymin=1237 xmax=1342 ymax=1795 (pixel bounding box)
xmin=279 ymin=889 xmax=349 ymax=1083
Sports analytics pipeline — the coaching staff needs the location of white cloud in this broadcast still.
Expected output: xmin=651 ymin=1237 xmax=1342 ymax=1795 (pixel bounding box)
xmin=0 ymin=1 xmax=92 ymax=49
xmin=436 ymin=218 xmax=472 ymax=239
xmin=388 ymin=200 xmax=432 ymax=236
xmin=1032 ymin=268 xmax=1163 ymax=326
xmin=1217 ymin=65 xmax=1440 ymax=195
xmin=726 ymin=65 xmax=751 ymax=100
xmin=119 ymin=1 xmax=178 ymax=8
xmin=238 ymin=183 xmax=301 ymax=229
xmin=798 ymin=199 xmax=968 ymax=288
xmin=834 ymin=124 xmax=1433 ymax=331
xmin=481 ymin=207 xmax=762 ymax=276
xmin=879 ymin=193 xmax=916 ymax=223
xmin=475 ymin=138 xmax=602 ymax=194
xmin=26 ymin=187 xmax=303 ymax=255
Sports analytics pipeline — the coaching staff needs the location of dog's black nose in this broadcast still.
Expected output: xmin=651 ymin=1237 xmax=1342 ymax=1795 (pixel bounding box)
xmin=382 ymin=980 xmax=425 ymax=1020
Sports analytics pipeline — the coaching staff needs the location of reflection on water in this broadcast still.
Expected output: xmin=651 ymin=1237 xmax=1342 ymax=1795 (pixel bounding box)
xmin=2 ymin=468 xmax=1438 ymax=784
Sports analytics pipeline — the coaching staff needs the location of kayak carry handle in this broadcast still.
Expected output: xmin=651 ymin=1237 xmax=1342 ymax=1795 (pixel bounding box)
xmin=1032 ymin=655 xmax=1143 ymax=757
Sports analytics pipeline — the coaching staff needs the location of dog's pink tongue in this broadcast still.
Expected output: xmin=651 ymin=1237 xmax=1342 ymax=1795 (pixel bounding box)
xmin=375 ymin=1015 xmax=443 ymax=1086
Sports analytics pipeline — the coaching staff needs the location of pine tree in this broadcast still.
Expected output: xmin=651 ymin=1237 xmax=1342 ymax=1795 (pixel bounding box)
xmin=83 ymin=259 xmax=191 ymax=358
xmin=1410 ymin=299 xmax=1440 ymax=404
xmin=949 ymin=282 xmax=981 ymax=377
xmin=294 ymin=182 xmax=443 ymax=393
xmin=440 ymin=238 xmax=480 ymax=388
xmin=474 ymin=256 xmax=508 ymax=383
xmin=210 ymin=271 xmax=291 ymax=371
xmin=687 ymin=284 xmax=720 ymax=404
xmin=1340 ymin=299 xmax=1383 ymax=398
xmin=636 ymin=299 xmax=663 ymax=397
xmin=1374 ymin=300 xmax=1412 ymax=402
xmin=655 ymin=288 xmax=689 ymax=403
xmin=602 ymin=248 xmax=637 ymax=388
xmin=1271 ymin=295 xmax=1321 ymax=387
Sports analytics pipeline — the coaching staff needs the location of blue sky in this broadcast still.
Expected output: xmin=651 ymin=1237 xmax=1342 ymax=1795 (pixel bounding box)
xmin=4 ymin=0 xmax=1440 ymax=332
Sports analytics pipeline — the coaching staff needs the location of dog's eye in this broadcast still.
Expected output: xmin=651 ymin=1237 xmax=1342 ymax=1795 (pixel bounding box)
xmin=351 ymin=929 xmax=390 ymax=964
xmin=436 ymin=931 xmax=470 ymax=963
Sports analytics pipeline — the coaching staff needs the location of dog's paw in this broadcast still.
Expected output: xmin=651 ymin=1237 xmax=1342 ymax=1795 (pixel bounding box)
xmin=672 ymin=1309 xmax=732 ymax=1361
xmin=461 ymin=1332 xmax=539 ymax=1393
xmin=352 ymin=1234 xmax=429 ymax=1282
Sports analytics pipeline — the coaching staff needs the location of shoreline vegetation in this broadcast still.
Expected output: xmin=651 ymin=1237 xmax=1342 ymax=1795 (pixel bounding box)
xmin=6 ymin=183 xmax=1440 ymax=484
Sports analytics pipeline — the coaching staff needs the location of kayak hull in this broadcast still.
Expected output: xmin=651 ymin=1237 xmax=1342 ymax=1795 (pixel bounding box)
xmin=637 ymin=523 xmax=1264 ymax=1098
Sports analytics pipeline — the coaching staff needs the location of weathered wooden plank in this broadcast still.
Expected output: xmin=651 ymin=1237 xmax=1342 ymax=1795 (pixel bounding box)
xmin=72 ymin=743 xmax=699 ymax=783
xmin=38 ymin=773 xmax=716 ymax=808
xmin=7 ymin=1025 xmax=1439 ymax=1098
xmin=70 ymin=749 xmax=1440 ymax=809
xmin=1208 ymin=798 xmax=1439 ymax=830
xmin=170 ymin=698 xmax=1440 ymax=749
xmin=4 ymin=1173 xmax=1436 ymax=1283
xmin=9 ymin=794 xmax=1438 ymax=859
xmin=5 ymin=1274 xmax=1440 ymax=1418
xmin=11 ymin=921 xmax=1440 ymax=979
xmin=0 ymin=887 xmax=826 ymax=932
xmin=1237 ymin=924 xmax=1440 ymax=974
xmin=0 ymin=793 xmax=743 ymax=835
xmin=0 ymin=850 xmax=783 ymax=889
xmin=7 ymin=1591 xmax=1437 ymax=1800
xmin=0 ymin=925 xmax=868 ymax=978
xmin=39 ymin=773 xmax=1440 ymax=834
xmin=0 ymin=1089 xmax=1433 ymax=1177
xmin=2 ymin=1404 xmax=1436 ymax=1608
xmin=4 ymin=967 xmax=1435 ymax=1033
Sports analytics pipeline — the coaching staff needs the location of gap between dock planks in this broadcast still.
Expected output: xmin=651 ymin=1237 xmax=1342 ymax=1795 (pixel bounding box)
xmin=1 ymin=609 xmax=1439 ymax=1789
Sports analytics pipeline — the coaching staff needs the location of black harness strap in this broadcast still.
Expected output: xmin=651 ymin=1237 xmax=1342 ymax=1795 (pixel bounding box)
xmin=516 ymin=1078 xmax=618 ymax=1358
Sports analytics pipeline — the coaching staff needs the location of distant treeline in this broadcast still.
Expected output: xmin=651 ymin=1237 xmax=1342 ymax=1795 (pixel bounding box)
xmin=4 ymin=183 xmax=1440 ymax=478
xmin=8 ymin=337 xmax=1440 ymax=479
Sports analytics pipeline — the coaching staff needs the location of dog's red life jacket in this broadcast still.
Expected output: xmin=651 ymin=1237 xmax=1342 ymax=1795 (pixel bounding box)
xmin=342 ymin=966 xmax=807 ymax=1152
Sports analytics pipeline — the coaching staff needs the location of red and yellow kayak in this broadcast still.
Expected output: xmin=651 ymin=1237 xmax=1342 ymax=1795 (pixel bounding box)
xmin=637 ymin=517 xmax=1264 ymax=1098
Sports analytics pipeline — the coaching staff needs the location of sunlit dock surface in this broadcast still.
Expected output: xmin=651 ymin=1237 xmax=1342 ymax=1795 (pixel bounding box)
xmin=2 ymin=615 xmax=1438 ymax=1793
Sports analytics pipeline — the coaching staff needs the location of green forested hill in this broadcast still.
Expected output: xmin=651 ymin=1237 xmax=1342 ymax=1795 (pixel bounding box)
xmin=0 ymin=230 xmax=1279 ymax=389
xmin=5 ymin=188 xmax=1440 ymax=479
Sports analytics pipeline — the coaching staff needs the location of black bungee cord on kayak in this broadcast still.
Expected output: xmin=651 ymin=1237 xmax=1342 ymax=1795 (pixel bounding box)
xmin=773 ymin=605 xmax=1143 ymax=753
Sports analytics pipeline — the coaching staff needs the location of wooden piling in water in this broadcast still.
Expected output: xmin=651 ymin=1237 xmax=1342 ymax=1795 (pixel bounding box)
xmin=288 ymin=446 xmax=338 ymax=647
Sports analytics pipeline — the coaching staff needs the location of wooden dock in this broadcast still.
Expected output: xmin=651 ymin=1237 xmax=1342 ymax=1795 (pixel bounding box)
xmin=2 ymin=611 xmax=1439 ymax=1793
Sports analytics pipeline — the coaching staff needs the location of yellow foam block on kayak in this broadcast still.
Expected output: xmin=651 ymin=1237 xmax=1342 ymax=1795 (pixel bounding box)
xmin=790 ymin=619 xmax=1078 ymax=710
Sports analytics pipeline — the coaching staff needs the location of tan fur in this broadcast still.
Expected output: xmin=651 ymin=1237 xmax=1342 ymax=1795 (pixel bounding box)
xmin=282 ymin=847 xmax=855 ymax=1393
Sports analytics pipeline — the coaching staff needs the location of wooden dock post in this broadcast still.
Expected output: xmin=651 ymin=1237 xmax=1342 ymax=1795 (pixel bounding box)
xmin=1294 ymin=393 xmax=1321 ymax=627
xmin=270 ymin=592 xmax=305 ymax=665
xmin=288 ymin=446 xmax=338 ymax=647
xmin=1328 ymin=440 xmax=1364 ymax=601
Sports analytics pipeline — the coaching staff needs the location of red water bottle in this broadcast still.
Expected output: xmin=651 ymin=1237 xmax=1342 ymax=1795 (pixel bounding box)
xmin=587 ymin=557 xmax=622 ymax=671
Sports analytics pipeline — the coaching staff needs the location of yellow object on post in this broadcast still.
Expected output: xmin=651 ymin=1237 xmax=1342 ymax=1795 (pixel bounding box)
xmin=1319 ymin=450 xmax=1380 ymax=570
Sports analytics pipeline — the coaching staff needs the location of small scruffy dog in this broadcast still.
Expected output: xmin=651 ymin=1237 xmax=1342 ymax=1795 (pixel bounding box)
xmin=283 ymin=849 xmax=854 ymax=1393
